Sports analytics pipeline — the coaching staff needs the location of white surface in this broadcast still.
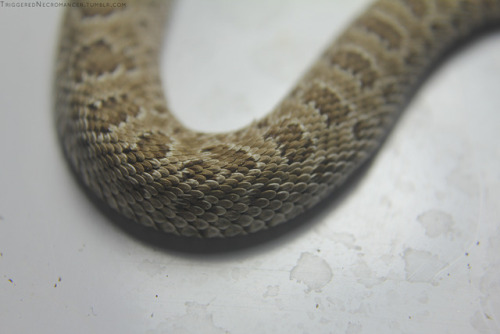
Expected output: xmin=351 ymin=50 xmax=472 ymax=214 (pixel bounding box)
xmin=1 ymin=1 xmax=500 ymax=333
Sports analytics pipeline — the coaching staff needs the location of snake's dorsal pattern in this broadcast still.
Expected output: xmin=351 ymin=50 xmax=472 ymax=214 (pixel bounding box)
xmin=55 ymin=0 xmax=500 ymax=238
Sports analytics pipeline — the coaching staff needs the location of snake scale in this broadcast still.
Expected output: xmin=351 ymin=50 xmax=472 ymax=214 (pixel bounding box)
xmin=55 ymin=0 xmax=500 ymax=238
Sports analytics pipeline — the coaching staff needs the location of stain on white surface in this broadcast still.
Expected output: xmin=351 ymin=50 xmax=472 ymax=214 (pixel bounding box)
xmin=230 ymin=267 xmax=250 ymax=281
xmin=447 ymin=164 xmax=480 ymax=197
xmin=470 ymin=310 xmax=495 ymax=334
xmin=329 ymin=233 xmax=362 ymax=251
xmin=403 ymin=248 xmax=447 ymax=284
xmin=263 ymin=285 xmax=279 ymax=298
xmin=473 ymin=232 xmax=500 ymax=333
xmin=154 ymin=302 xmax=228 ymax=334
xmin=417 ymin=209 xmax=455 ymax=239
xmin=290 ymin=252 xmax=333 ymax=293
xmin=346 ymin=321 xmax=363 ymax=334
xmin=351 ymin=259 xmax=385 ymax=288
xmin=137 ymin=259 xmax=168 ymax=277
xmin=417 ymin=291 xmax=429 ymax=304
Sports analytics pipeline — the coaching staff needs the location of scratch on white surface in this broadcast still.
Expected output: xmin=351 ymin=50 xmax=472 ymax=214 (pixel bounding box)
xmin=290 ymin=252 xmax=333 ymax=293
xmin=417 ymin=209 xmax=456 ymax=239
xmin=89 ymin=306 xmax=97 ymax=317
xmin=474 ymin=233 xmax=500 ymax=333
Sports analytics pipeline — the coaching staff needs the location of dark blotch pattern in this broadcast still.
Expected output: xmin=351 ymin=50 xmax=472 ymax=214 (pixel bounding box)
xmin=302 ymin=83 xmax=352 ymax=127
xmin=329 ymin=50 xmax=378 ymax=88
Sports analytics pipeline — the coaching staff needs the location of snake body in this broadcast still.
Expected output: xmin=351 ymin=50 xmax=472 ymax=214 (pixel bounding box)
xmin=55 ymin=0 xmax=500 ymax=238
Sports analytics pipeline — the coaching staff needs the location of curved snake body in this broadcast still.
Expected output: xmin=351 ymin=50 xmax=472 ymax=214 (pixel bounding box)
xmin=55 ymin=0 xmax=500 ymax=238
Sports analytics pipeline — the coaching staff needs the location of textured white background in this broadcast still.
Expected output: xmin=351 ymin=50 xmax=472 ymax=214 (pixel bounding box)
xmin=1 ymin=1 xmax=500 ymax=333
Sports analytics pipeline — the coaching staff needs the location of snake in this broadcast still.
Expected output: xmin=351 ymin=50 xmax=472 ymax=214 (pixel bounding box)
xmin=54 ymin=0 xmax=500 ymax=238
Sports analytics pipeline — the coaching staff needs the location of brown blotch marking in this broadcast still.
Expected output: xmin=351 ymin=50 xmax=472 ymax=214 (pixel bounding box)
xmin=202 ymin=145 xmax=256 ymax=170
xmin=138 ymin=19 xmax=149 ymax=28
xmin=256 ymin=118 xmax=270 ymax=131
xmin=451 ymin=1 xmax=477 ymax=30
xmin=481 ymin=0 xmax=498 ymax=12
xmin=404 ymin=48 xmax=423 ymax=67
xmin=73 ymin=39 xmax=135 ymax=82
xmin=435 ymin=0 xmax=455 ymax=12
xmin=154 ymin=104 xmax=169 ymax=115
xmin=302 ymin=83 xmax=351 ymax=127
xmin=358 ymin=15 xmax=402 ymax=49
xmin=84 ymin=120 xmax=113 ymax=133
xmin=86 ymin=94 xmax=139 ymax=129
xmin=264 ymin=119 xmax=314 ymax=163
xmin=401 ymin=0 xmax=428 ymax=18
xmin=136 ymin=132 xmax=171 ymax=161
xmin=429 ymin=21 xmax=451 ymax=38
xmin=329 ymin=50 xmax=378 ymax=88
xmin=380 ymin=81 xmax=401 ymax=105
xmin=353 ymin=118 xmax=380 ymax=141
